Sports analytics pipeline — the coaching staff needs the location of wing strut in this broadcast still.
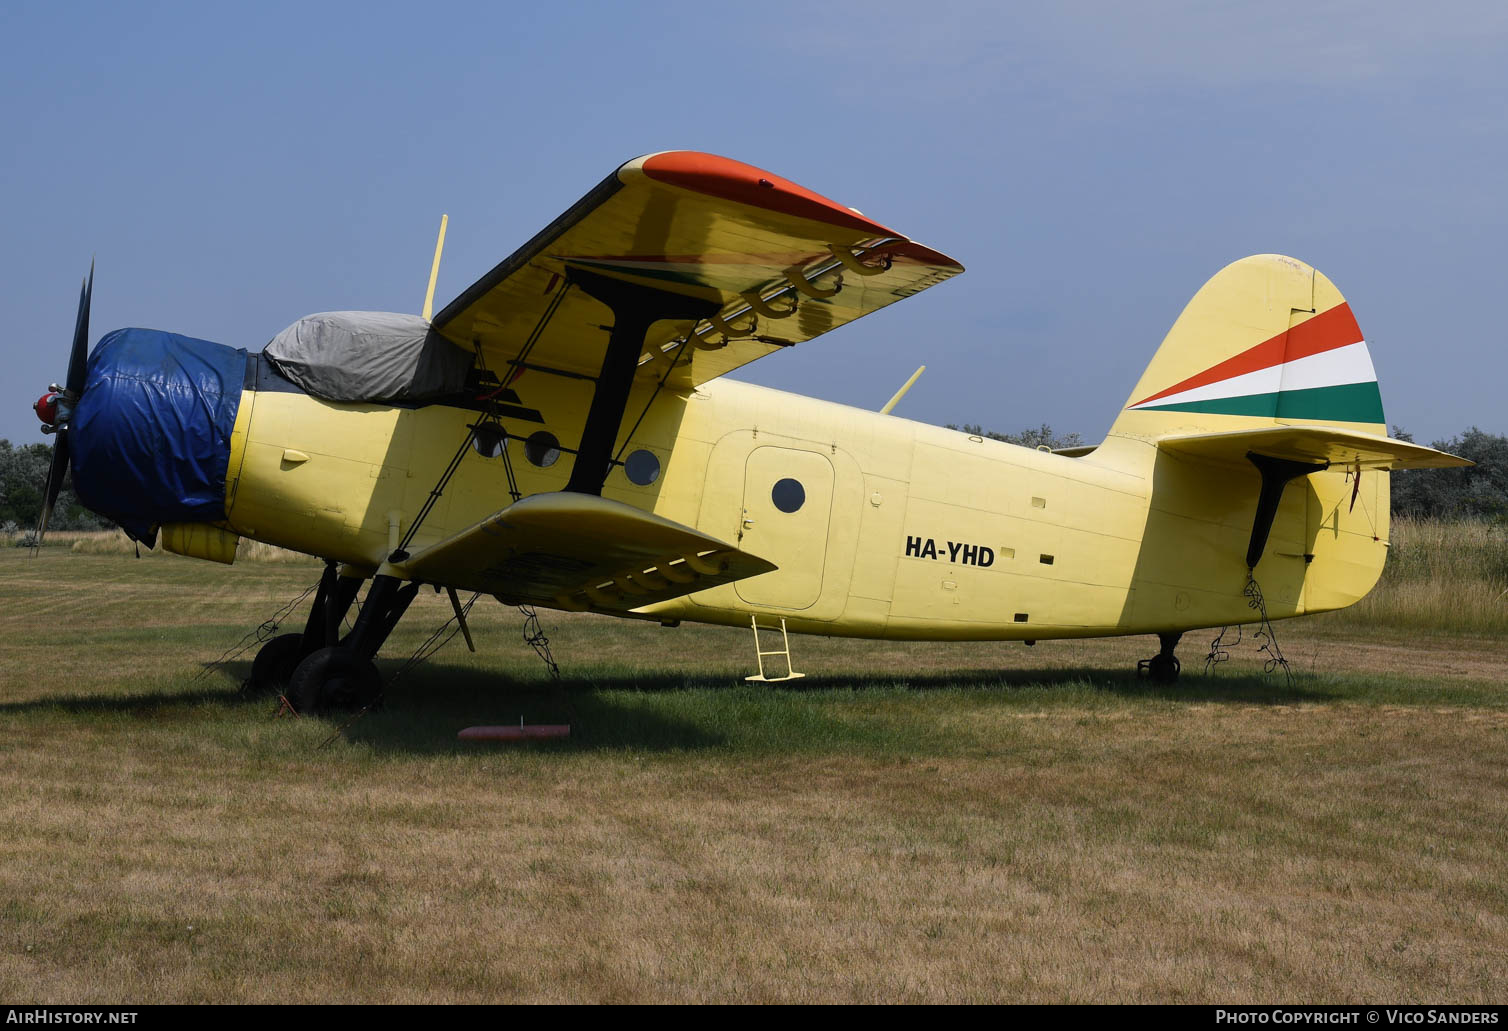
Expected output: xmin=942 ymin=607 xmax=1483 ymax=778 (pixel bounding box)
xmin=562 ymin=267 xmax=719 ymax=495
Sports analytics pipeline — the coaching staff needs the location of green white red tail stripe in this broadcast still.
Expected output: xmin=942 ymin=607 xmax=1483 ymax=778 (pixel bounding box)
xmin=1128 ymin=303 xmax=1385 ymax=424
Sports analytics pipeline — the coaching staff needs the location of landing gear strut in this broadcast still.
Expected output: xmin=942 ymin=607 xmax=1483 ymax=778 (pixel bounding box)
xmin=1138 ymin=632 xmax=1182 ymax=684
xmin=249 ymin=562 xmax=419 ymax=714
xmin=248 ymin=560 xmax=361 ymax=697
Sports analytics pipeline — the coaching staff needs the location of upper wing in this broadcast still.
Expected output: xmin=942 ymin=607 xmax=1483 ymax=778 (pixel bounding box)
xmin=431 ymin=152 xmax=963 ymax=391
xmin=1157 ymin=425 xmax=1472 ymax=470
xmin=395 ymin=491 xmax=775 ymax=613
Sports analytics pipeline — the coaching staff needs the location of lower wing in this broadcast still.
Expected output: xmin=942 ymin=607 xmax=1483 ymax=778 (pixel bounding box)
xmin=394 ymin=492 xmax=775 ymax=613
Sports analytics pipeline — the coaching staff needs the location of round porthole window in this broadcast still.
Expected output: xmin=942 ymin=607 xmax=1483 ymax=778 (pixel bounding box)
xmin=624 ymin=448 xmax=661 ymax=486
xmin=771 ymin=477 xmax=805 ymax=513
xmin=471 ymin=424 xmax=505 ymax=459
xmin=523 ymin=430 xmax=561 ymax=468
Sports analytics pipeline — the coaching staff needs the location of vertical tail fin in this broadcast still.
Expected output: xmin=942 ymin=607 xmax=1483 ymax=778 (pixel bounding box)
xmin=1103 ymin=255 xmax=1419 ymax=622
xmin=1105 ymin=255 xmax=1466 ymax=625
xmin=1108 ymin=254 xmax=1385 ymax=443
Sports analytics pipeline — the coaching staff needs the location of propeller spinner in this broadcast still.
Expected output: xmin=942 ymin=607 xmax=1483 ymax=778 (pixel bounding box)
xmin=31 ymin=261 xmax=93 ymax=552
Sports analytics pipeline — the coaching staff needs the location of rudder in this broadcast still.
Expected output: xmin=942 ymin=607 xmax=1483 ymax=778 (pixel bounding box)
xmin=1108 ymin=254 xmax=1385 ymax=443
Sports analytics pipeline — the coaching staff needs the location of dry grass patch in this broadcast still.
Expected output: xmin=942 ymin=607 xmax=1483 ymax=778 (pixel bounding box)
xmin=1315 ymin=517 xmax=1508 ymax=636
xmin=1 ymin=706 xmax=1504 ymax=1003
xmin=0 ymin=535 xmax=1504 ymax=1003
xmin=59 ymin=529 xmax=314 ymax=563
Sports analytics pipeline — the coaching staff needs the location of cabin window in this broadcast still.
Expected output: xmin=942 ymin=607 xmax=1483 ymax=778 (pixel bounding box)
xmin=624 ymin=449 xmax=661 ymax=486
xmin=524 ymin=430 xmax=561 ymax=468
xmin=771 ymin=478 xmax=806 ymax=513
xmin=471 ymin=424 xmax=505 ymax=459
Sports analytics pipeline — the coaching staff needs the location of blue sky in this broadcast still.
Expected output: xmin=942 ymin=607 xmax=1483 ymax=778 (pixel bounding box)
xmin=4 ymin=1 xmax=1504 ymax=446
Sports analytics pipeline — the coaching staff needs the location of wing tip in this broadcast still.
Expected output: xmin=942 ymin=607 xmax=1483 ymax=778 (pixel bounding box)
xmin=633 ymin=150 xmax=900 ymax=238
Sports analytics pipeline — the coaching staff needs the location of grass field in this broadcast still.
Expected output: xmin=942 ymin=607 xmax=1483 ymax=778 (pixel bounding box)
xmin=0 ymin=524 xmax=1505 ymax=1003
xmin=1314 ymin=518 xmax=1508 ymax=636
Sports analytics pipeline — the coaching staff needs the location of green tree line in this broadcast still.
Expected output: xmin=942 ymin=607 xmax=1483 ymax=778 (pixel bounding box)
xmin=0 ymin=440 xmax=111 ymax=532
xmin=947 ymin=423 xmax=1085 ymax=451
xmin=1390 ymin=427 xmax=1508 ymax=520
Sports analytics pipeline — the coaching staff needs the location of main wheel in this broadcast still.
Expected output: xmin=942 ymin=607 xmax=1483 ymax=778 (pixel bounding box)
xmin=288 ymin=646 xmax=382 ymax=715
xmin=248 ymin=633 xmax=305 ymax=697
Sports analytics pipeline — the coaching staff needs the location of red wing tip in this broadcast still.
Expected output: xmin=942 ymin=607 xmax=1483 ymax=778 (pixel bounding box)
xmin=639 ymin=151 xmax=901 ymax=237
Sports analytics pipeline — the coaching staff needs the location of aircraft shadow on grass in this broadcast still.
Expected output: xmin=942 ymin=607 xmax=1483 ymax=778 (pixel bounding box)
xmin=3 ymin=659 xmax=1339 ymax=756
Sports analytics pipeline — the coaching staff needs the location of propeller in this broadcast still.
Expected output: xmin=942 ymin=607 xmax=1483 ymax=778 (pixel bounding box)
xmin=31 ymin=261 xmax=92 ymax=552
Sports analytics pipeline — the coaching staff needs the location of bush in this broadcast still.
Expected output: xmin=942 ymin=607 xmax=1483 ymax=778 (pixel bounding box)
xmin=0 ymin=439 xmax=112 ymax=532
xmin=945 ymin=423 xmax=1085 ymax=450
xmin=1391 ymin=427 xmax=1508 ymax=521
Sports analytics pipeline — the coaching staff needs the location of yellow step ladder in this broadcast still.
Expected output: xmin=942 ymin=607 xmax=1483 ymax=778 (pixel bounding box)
xmin=745 ymin=614 xmax=805 ymax=683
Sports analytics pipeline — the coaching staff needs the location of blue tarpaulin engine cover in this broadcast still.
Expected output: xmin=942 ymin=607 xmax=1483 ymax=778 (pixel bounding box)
xmin=71 ymin=328 xmax=246 ymax=544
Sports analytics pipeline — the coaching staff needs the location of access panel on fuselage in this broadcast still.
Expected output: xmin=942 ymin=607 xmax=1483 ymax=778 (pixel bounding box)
xmin=734 ymin=446 xmax=834 ymax=610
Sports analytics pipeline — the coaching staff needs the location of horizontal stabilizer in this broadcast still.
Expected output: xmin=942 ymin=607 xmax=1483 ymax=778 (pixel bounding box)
xmin=1157 ymin=425 xmax=1471 ymax=471
xmin=396 ymin=492 xmax=775 ymax=613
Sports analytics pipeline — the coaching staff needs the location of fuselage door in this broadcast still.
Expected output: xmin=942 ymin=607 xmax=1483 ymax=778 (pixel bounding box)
xmin=735 ymin=446 xmax=834 ymax=610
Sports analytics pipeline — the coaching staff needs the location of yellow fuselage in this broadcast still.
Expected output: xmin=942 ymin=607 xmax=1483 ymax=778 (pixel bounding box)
xmin=219 ymin=369 xmax=1389 ymax=642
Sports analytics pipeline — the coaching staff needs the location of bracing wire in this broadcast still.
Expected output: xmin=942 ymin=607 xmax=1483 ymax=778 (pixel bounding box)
xmin=196 ymin=583 xmax=318 ymax=686
xmin=388 ymin=591 xmax=481 ymax=688
xmin=612 ymin=333 xmax=693 ymax=469
xmin=397 ymin=285 xmax=573 ymax=555
xmin=1203 ymin=574 xmax=1293 ymax=686
xmin=519 ymin=604 xmax=560 ymax=680
xmin=1244 ymin=574 xmax=1293 ymax=685
xmin=1204 ymin=622 xmax=1242 ymax=674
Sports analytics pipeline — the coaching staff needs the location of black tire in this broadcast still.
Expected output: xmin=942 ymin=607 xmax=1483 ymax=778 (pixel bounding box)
xmin=1149 ymin=654 xmax=1181 ymax=684
xmin=248 ymin=633 xmax=305 ymax=696
xmin=288 ymin=646 xmax=382 ymax=715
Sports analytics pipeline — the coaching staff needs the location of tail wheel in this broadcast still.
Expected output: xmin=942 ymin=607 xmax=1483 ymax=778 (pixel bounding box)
xmin=248 ymin=633 xmax=305 ymax=697
xmin=288 ymin=646 xmax=382 ymax=715
xmin=1137 ymin=653 xmax=1181 ymax=684
xmin=1150 ymin=654 xmax=1180 ymax=684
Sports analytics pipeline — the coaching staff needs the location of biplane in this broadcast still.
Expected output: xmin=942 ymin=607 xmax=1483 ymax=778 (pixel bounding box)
xmin=32 ymin=151 xmax=1468 ymax=711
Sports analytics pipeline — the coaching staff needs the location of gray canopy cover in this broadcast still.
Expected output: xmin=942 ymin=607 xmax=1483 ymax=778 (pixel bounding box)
xmin=264 ymin=311 xmax=473 ymax=403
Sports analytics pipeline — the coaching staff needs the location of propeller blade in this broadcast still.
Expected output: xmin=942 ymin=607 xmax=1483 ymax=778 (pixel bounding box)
xmin=65 ymin=260 xmax=93 ymax=396
xmin=31 ymin=433 xmax=70 ymax=553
